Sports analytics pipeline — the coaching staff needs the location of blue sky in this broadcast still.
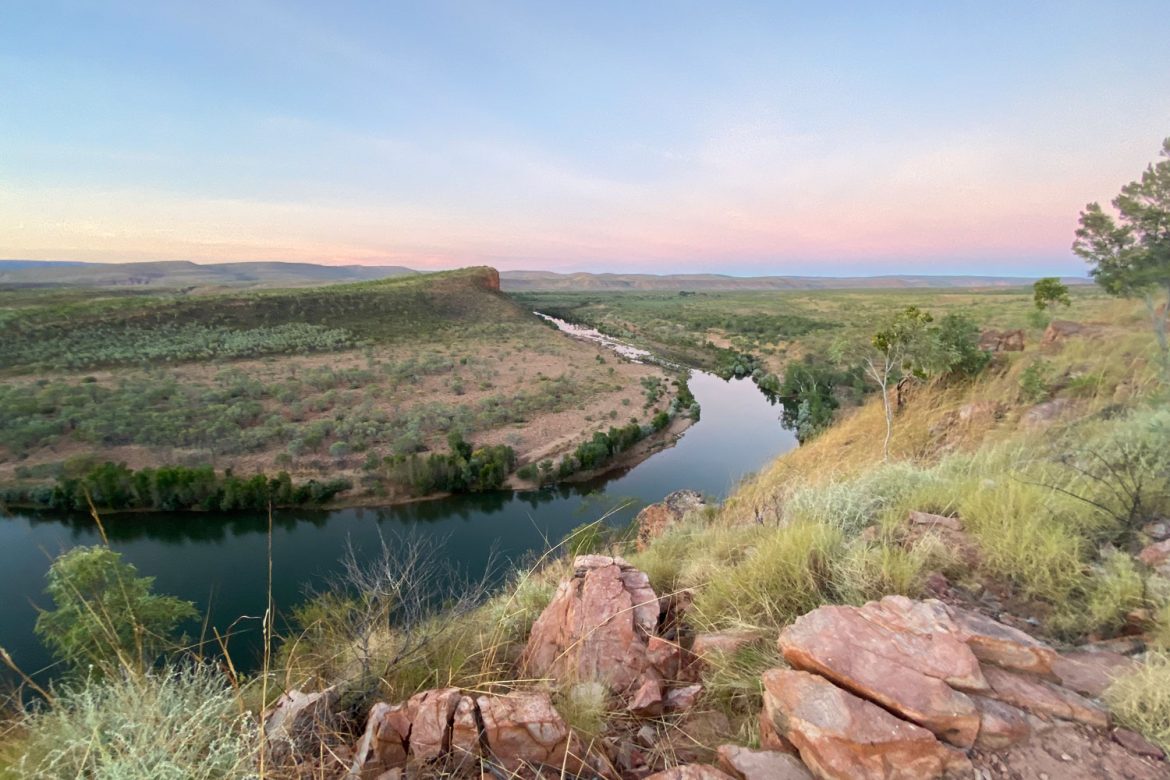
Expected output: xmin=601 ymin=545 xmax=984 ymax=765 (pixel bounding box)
xmin=2 ymin=1 xmax=1168 ymax=275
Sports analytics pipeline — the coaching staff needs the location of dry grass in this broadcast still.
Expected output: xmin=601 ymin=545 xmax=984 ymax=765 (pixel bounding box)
xmin=1106 ymin=652 xmax=1170 ymax=752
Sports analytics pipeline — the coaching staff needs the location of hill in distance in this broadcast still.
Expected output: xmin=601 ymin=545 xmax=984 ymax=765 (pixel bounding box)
xmin=0 ymin=259 xmax=1086 ymax=291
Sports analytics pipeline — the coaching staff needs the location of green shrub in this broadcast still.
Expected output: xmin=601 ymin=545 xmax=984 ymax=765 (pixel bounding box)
xmin=35 ymin=547 xmax=198 ymax=675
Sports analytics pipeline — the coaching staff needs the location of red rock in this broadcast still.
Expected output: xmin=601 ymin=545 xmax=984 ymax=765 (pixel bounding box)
xmin=691 ymin=632 xmax=759 ymax=659
xmin=644 ymin=767 xmax=735 ymax=780
xmin=450 ymin=695 xmax=482 ymax=760
xmin=759 ymin=710 xmax=795 ymax=753
xmin=636 ymin=490 xmax=706 ymax=551
xmin=1138 ymin=540 xmax=1170 ymax=574
xmin=762 ymin=669 xmax=972 ymax=780
xmin=1041 ymin=320 xmax=1089 ymax=346
xmin=521 ymin=555 xmax=662 ymax=694
xmin=350 ymin=702 xmax=411 ymax=778
xmin=908 ymin=511 xmax=963 ymax=531
xmin=971 ymin=694 xmax=1032 ymax=749
xmin=264 ymin=686 xmax=340 ymax=764
xmin=715 ymin=744 xmax=813 ymax=780
xmin=648 ymin=635 xmax=683 ymax=680
xmin=477 ymin=692 xmax=581 ymax=773
xmin=629 ymin=677 xmax=665 ymax=717
xmin=777 ymin=600 xmax=983 ymax=747
xmin=1112 ymin=728 xmax=1166 ymax=759
xmin=406 ymin=687 xmax=461 ymax=761
xmin=1051 ymin=651 xmax=1137 ymax=698
xmin=664 ymin=684 xmax=703 ymax=713
xmin=981 ymin=666 xmax=1109 ymax=728
xmin=979 ymin=329 xmax=1025 ymax=352
xmin=948 ymin=606 xmax=1059 ymax=676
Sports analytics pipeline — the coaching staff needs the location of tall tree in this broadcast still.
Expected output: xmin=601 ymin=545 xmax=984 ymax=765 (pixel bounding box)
xmin=1073 ymin=137 xmax=1170 ymax=375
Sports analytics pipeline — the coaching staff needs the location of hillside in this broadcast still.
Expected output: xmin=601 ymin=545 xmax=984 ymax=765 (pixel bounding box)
xmin=0 ymin=267 xmax=682 ymax=508
xmin=0 ymin=259 xmax=416 ymax=289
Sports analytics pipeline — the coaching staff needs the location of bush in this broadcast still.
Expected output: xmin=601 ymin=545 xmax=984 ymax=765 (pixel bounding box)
xmin=9 ymin=665 xmax=255 ymax=779
xmin=35 ymin=546 xmax=198 ymax=675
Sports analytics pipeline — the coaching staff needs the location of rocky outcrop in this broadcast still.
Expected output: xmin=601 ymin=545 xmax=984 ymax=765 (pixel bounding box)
xmin=716 ymin=744 xmax=813 ymax=780
xmin=263 ymin=686 xmax=341 ymax=766
xmin=636 ymin=490 xmax=706 ymax=550
xmin=978 ymin=329 xmax=1025 ymax=352
xmin=1042 ymin=319 xmax=1093 ymax=346
xmin=521 ymin=554 xmax=662 ymax=696
xmin=477 ymin=692 xmax=583 ymax=774
xmin=762 ymin=668 xmax=972 ymax=780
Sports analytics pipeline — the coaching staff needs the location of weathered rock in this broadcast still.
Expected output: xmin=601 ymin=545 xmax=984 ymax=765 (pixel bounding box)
xmin=406 ymin=687 xmax=461 ymax=761
xmin=778 ymin=599 xmax=984 ymax=747
xmin=643 ymin=766 xmax=736 ymax=780
xmin=450 ymin=695 xmax=482 ymax=760
xmin=1051 ymin=651 xmax=1137 ymax=698
xmin=1042 ymin=320 xmax=1090 ymax=346
xmin=629 ymin=677 xmax=665 ymax=717
xmin=759 ymin=709 xmax=795 ymax=753
xmin=971 ymin=694 xmax=1032 ymax=750
xmin=762 ymin=669 xmax=972 ymax=780
xmin=1112 ymin=728 xmax=1166 ymax=760
xmin=979 ymin=329 xmax=1025 ymax=352
xmin=664 ymin=684 xmax=703 ymax=713
xmin=637 ymin=490 xmax=706 ymax=551
xmin=692 ymin=631 xmax=759 ymax=659
xmin=1021 ymin=398 xmax=1075 ymax=428
xmin=647 ymin=635 xmax=683 ymax=680
xmin=980 ymin=666 xmax=1109 ymax=728
xmin=476 ymin=692 xmax=580 ymax=773
xmin=350 ymin=702 xmax=412 ymax=779
xmin=715 ymin=744 xmax=813 ymax=780
xmin=1144 ymin=520 xmax=1170 ymax=542
xmin=948 ymin=606 xmax=1059 ymax=676
xmin=521 ymin=555 xmax=662 ymax=694
xmin=264 ymin=687 xmax=340 ymax=766
xmin=1138 ymin=539 xmax=1170 ymax=575
xmin=908 ymin=511 xmax=963 ymax=532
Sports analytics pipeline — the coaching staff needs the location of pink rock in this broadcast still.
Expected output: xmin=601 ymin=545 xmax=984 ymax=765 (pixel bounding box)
xmin=648 ymin=635 xmax=683 ymax=680
xmin=449 ymin=695 xmax=481 ymax=761
xmin=1112 ymin=728 xmax=1166 ymax=760
xmin=521 ymin=555 xmax=662 ymax=694
xmin=350 ymin=702 xmax=411 ymax=778
xmin=406 ymin=687 xmax=461 ymax=761
xmin=477 ymin=692 xmax=581 ymax=774
xmin=981 ymin=666 xmax=1109 ymax=728
xmin=715 ymin=744 xmax=813 ymax=780
xmin=664 ymin=684 xmax=703 ymax=713
xmin=948 ymin=606 xmax=1059 ymax=676
xmin=691 ymin=632 xmax=759 ymax=659
xmin=1138 ymin=540 xmax=1170 ymax=574
xmin=629 ymin=677 xmax=665 ymax=717
xmin=1051 ymin=651 xmax=1137 ymax=698
xmin=971 ymin=694 xmax=1032 ymax=749
xmin=777 ymin=600 xmax=984 ymax=747
xmin=762 ymin=669 xmax=972 ymax=780
xmin=637 ymin=490 xmax=706 ymax=551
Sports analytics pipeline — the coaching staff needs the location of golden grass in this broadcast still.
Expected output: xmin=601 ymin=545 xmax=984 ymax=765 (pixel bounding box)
xmin=1106 ymin=652 xmax=1170 ymax=752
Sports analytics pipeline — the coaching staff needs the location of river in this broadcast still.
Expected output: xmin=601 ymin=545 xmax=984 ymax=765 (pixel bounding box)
xmin=0 ymin=320 xmax=795 ymax=680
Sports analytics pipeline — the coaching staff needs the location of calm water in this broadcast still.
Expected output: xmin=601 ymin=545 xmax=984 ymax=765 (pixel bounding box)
xmin=0 ymin=344 xmax=794 ymax=680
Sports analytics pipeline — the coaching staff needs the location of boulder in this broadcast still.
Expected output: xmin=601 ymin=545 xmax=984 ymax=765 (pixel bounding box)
xmin=406 ymin=687 xmax=461 ymax=761
xmin=978 ymin=329 xmax=1025 ymax=352
xmin=1021 ymin=398 xmax=1075 ymax=428
xmin=476 ymin=692 xmax=580 ymax=774
xmin=350 ymin=702 xmax=412 ymax=778
xmin=762 ymin=669 xmax=972 ymax=780
xmin=521 ymin=555 xmax=662 ymax=694
xmin=980 ymin=666 xmax=1109 ymax=728
xmin=715 ymin=744 xmax=813 ymax=780
xmin=777 ymin=599 xmax=985 ymax=747
xmin=1042 ymin=320 xmax=1089 ymax=346
xmin=637 ymin=490 xmax=706 ymax=550
xmin=629 ymin=677 xmax=665 ymax=717
xmin=449 ymin=695 xmax=482 ymax=760
xmin=1051 ymin=651 xmax=1137 ymax=698
xmin=948 ymin=606 xmax=1059 ymax=677
xmin=264 ymin=686 xmax=340 ymax=766
xmin=664 ymin=684 xmax=703 ymax=713
xmin=647 ymin=635 xmax=684 ymax=680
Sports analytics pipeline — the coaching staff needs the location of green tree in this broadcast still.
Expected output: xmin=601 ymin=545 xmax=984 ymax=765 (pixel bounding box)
xmin=1073 ymin=136 xmax=1170 ymax=375
xmin=832 ymin=306 xmax=935 ymax=461
xmin=35 ymin=546 xmax=197 ymax=675
xmin=1033 ymin=277 xmax=1071 ymax=310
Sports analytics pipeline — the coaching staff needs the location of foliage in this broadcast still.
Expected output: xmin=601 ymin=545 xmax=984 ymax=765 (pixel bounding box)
xmin=1033 ymin=277 xmax=1071 ymax=310
xmin=7 ymin=665 xmax=256 ymax=779
xmin=385 ymin=433 xmax=515 ymax=496
xmin=773 ymin=357 xmax=864 ymax=442
xmin=1074 ymin=136 xmax=1170 ymax=373
xmin=1106 ymin=652 xmax=1170 ymax=753
xmin=34 ymin=546 xmax=198 ymax=675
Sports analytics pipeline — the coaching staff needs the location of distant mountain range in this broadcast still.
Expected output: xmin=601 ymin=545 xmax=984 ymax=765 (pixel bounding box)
xmin=0 ymin=260 xmax=1085 ymax=291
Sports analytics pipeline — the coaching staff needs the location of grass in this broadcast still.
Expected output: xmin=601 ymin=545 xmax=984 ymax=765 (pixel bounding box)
xmin=1106 ymin=653 xmax=1170 ymax=753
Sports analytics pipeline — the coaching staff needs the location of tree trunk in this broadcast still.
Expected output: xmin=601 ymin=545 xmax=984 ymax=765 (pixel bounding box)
xmin=880 ymin=379 xmax=893 ymax=462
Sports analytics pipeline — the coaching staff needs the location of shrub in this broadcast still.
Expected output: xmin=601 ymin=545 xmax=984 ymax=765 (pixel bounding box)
xmin=35 ymin=546 xmax=198 ymax=675
xmin=8 ymin=665 xmax=255 ymax=779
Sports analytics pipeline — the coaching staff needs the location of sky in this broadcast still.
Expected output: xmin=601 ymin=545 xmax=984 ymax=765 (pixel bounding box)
xmin=2 ymin=1 xmax=1169 ymax=276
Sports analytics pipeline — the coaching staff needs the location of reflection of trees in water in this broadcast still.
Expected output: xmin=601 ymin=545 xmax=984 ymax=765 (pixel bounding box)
xmin=18 ymin=508 xmax=331 ymax=544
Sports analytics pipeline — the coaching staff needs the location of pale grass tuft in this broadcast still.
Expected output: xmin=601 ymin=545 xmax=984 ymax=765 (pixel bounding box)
xmin=1106 ymin=652 xmax=1170 ymax=753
